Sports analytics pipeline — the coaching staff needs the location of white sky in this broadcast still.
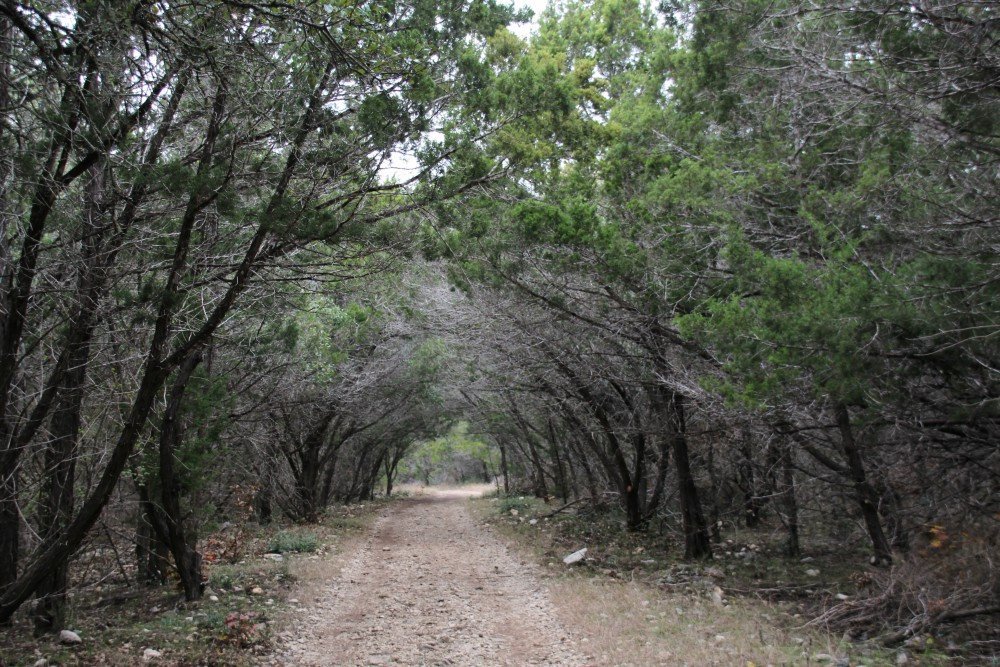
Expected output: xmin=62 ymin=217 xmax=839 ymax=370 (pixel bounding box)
xmin=510 ymin=0 xmax=549 ymax=38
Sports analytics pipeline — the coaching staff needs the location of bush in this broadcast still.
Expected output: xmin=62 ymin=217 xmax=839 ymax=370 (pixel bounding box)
xmin=267 ymin=530 xmax=319 ymax=554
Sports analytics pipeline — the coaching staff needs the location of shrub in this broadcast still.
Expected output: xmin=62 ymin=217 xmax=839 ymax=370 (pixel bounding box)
xmin=267 ymin=530 xmax=319 ymax=554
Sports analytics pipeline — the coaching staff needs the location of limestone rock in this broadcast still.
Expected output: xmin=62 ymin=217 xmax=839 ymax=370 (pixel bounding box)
xmin=59 ymin=630 xmax=82 ymax=645
xmin=563 ymin=548 xmax=587 ymax=565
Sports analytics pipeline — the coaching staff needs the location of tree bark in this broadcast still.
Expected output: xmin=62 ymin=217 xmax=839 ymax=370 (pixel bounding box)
xmin=155 ymin=351 xmax=205 ymax=601
xmin=778 ymin=439 xmax=800 ymax=557
xmin=667 ymin=392 xmax=712 ymax=560
xmin=834 ymin=403 xmax=892 ymax=565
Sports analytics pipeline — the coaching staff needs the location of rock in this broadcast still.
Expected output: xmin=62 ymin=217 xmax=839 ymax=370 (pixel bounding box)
xmin=143 ymin=648 xmax=162 ymax=661
xmin=529 ymin=519 xmax=538 ymax=525
xmin=705 ymin=566 xmax=724 ymax=578
xmin=805 ymin=568 xmax=820 ymax=577
xmin=896 ymin=652 xmax=909 ymax=665
xmin=711 ymin=586 xmax=725 ymax=606
xmin=203 ymin=587 xmax=217 ymax=596
xmin=33 ymin=659 xmax=48 ymax=667
xmin=835 ymin=593 xmax=850 ymax=600
xmin=251 ymin=586 xmax=264 ymax=595
xmin=563 ymin=548 xmax=587 ymax=565
xmin=509 ymin=509 xmax=519 ymax=516
xmin=813 ymin=654 xmax=835 ymax=662
xmin=714 ymin=634 xmax=725 ymax=642
xmin=264 ymin=553 xmax=284 ymax=562
xmin=59 ymin=630 xmax=82 ymax=645
xmin=209 ymin=595 xmax=219 ymax=602
xmin=800 ymin=556 xmax=814 ymax=562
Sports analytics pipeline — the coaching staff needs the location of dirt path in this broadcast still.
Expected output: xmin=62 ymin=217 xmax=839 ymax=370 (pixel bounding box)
xmin=278 ymin=488 xmax=587 ymax=666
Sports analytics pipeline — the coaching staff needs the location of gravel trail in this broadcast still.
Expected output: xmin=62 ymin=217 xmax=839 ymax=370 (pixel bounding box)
xmin=279 ymin=488 xmax=586 ymax=666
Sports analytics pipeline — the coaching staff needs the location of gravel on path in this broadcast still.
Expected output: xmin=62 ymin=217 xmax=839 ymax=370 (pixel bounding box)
xmin=278 ymin=488 xmax=587 ymax=666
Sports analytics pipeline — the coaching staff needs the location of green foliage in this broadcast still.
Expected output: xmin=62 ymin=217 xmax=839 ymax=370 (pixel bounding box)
xmin=400 ymin=421 xmax=492 ymax=485
xmin=267 ymin=530 xmax=320 ymax=554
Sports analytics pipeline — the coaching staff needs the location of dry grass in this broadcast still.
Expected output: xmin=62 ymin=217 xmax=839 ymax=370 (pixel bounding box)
xmin=547 ymin=572 xmax=831 ymax=666
xmin=470 ymin=496 xmax=925 ymax=667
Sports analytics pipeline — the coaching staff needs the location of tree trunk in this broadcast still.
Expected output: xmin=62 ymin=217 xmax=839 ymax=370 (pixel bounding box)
xmin=32 ymin=131 xmax=109 ymax=634
xmin=31 ymin=346 xmax=87 ymax=634
xmin=136 ymin=485 xmax=170 ymax=586
xmin=778 ymin=440 xmax=800 ymax=557
xmin=0 ymin=16 xmax=16 ymax=611
xmin=155 ymin=351 xmax=205 ymax=600
xmin=834 ymin=403 xmax=892 ymax=566
xmin=498 ymin=440 xmax=510 ymax=495
xmin=0 ymin=468 xmax=17 ymax=607
xmin=668 ymin=393 xmax=712 ymax=560
xmin=738 ymin=436 xmax=761 ymax=528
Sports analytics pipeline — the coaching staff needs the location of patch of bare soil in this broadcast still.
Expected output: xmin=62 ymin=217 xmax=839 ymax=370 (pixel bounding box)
xmin=275 ymin=488 xmax=586 ymax=666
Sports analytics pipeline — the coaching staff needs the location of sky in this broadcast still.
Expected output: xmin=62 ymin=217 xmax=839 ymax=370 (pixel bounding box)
xmin=509 ymin=0 xmax=549 ymax=38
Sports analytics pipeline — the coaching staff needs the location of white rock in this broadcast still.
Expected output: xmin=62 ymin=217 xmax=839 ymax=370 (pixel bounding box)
xmin=835 ymin=593 xmax=850 ymax=600
xmin=209 ymin=595 xmax=219 ymax=602
xmin=711 ymin=586 xmax=724 ymax=606
xmin=251 ymin=586 xmax=264 ymax=595
xmin=33 ymin=659 xmax=48 ymax=667
xmin=264 ymin=553 xmax=284 ymax=562
xmin=143 ymin=648 xmax=162 ymax=661
xmin=59 ymin=630 xmax=82 ymax=645
xmin=813 ymin=653 xmax=835 ymax=662
xmin=805 ymin=568 xmax=820 ymax=577
xmin=896 ymin=652 xmax=909 ymax=665
xmin=529 ymin=519 xmax=538 ymax=525
xmin=563 ymin=548 xmax=587 ymax=565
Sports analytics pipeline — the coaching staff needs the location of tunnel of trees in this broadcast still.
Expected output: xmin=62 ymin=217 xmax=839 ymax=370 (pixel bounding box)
xmin=0 ymin=0 xmax=996 ymax=648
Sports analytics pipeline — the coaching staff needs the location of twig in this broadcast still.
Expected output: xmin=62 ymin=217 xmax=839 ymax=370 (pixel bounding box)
xmin=539 ymin=496 xmax=590 ymax=519
xmin=881 ymin=606 xmax=1000 ymax=646
xmin=102 ymin=520 xmax=132 ymax=587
